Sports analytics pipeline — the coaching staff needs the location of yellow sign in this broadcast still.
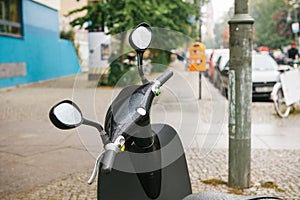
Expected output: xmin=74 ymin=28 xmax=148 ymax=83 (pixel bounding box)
xmin=189 ymin=42 xmax=206 ymax=72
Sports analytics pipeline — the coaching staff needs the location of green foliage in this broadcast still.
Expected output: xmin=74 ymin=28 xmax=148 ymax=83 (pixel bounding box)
xmin=106 ymin=61 xmax=123 ymax=86
xmin=260 ymin=181 xmax=285 ymax=192
xmin=200 ymin=178 xmax=227 ymax=186
xmin=150 ymin=49 xmax=171 ymax=72
xmin=249 ymin=0 xmax=292 ymax=49
xmin=67 ymin=2 xmax=107 ymax=31
xmin=103 ymin=60 xmax=139 ymax=87
xmin=68 ymin=0 xmax=201 ymax=86
xmin=213 ymin=0 xmax=298 ymax=49
xmin=60 ymin=29 xmax=75 ymax=42
xmin=67 ymin=0 xmax=198 ymax=37
xmin=60 ymin=29 xmax=81 ymax=62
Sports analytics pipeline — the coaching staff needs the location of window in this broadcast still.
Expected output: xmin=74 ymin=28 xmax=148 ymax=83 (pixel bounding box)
xmin=0 ymin=0 xmax=22 ymax=36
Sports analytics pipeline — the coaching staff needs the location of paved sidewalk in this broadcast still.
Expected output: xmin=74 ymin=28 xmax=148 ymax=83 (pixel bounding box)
xmin=0 ymin=61 xmax=300 ymax=199
xmin=2 ymin=149 xmax=299 ymax=200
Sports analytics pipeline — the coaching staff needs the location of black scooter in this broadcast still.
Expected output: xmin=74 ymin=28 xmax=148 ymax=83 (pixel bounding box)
xmin=49 ymin=23 xmax=282 ymax=200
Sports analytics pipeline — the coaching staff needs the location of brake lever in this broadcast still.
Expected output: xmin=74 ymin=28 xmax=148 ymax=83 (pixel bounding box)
xmin=87 ymin=135 xmax=125 ymax=185
xmin=88 ymin=151 xmax=104 ymax=185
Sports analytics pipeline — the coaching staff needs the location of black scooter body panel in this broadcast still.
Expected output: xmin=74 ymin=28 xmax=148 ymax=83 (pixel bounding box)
xmin=97 ymin=123 xmax=192 ymax=200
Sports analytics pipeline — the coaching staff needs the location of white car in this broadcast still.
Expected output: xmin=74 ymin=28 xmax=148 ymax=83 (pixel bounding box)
xmin=220 ymin=52 xmax=280 ymax=99
xmin=252 ymin=53 xmax=280 ymax=98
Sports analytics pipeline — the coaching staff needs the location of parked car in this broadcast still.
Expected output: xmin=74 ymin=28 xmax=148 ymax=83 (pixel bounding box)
xmin=212 ymin=50 xmax=229 ymax=90
xmin=220 ymin=52 xmax=280 ymax=99
xmin=206 ymin=49 xmax=228 ymax=81
xmin=204 ymin=49 xmax=213 ymax=76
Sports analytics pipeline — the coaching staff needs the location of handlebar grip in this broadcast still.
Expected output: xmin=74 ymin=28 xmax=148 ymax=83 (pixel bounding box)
xmin=101 ymin=149 xmax=117 ymax=174
xmin=156 ymin=70 xmax=173 ymax=85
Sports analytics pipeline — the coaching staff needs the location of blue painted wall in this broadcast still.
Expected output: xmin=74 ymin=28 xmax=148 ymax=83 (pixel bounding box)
xmin=0 ymin=0 xmax=81 ymax=88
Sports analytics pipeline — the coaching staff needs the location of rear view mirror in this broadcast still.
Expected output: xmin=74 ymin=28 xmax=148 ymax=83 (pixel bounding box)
xmin=129 ymin=23 xmax=152 ymax=51
xmin=128 ymin=23 xmax=153 ymax=84
xmin=49 ymin=100 xmax=83 ymax=129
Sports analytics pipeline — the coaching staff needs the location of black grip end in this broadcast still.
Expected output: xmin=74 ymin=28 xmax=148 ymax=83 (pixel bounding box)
xmin=157 ymin=70 xmax=173 ymax=85
xmin=101 ymin=149 xmax=117 ymax=174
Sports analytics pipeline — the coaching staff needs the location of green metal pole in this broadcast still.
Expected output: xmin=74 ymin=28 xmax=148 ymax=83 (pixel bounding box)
xmin=228 ymin=0 xmax=254 ymax=189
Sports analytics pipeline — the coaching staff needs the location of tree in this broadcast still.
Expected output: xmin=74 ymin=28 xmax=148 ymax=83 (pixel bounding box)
xmin=249 ymin=0 xmax=292 ymax=49
xmin=68 ymin=0 xmax=197 ymax=36
xmin=213 ymin=7 xmax=233 ymax=48
xmin=68 ymin=2 xmax=107 ymax=32
xmin=68 ymin=0 xmax=199 ymax=67
xmin=68 ymin=0 xmax=204 ymax=85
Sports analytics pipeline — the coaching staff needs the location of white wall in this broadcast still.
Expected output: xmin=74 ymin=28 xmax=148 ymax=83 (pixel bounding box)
xmin=33 ymin=0 xmax=60 ymax=10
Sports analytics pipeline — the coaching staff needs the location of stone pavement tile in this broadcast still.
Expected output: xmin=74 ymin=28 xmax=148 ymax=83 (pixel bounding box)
xmin=28 ymin=73 xmax=98 ymax=89
xmin=252 ymin=124 xmax=300 ymax=136
xmin=0 ymin=147 xmax=94 ymax=198
xmin=0 ymin=159 xmax=66 ymax=198
xmin=257 ymin=135 xmax=300 ymax=150
xmin=19 ymin=147 xmax=94 ymax=174
xmin=0 ymin=121 xmax=81 ymax=156
xmin=190 ymin=129 xmax=294 ymax=150
xmin=0 ymin=88 xmax=75 ymax=122
xmin=3 ymin=149 xmax=300 ymax=200
xmin=190 ymin=134 xmax=226 ymax=150
xmin=0 ymin=152 xmax=21 ymax=163
xmin=187 ymin=148 xmax=300 ymax=200
xmin=2 ymin=172 xmax=97 ymax=200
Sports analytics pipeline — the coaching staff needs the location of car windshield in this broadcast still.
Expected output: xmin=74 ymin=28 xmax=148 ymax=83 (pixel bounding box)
xmin=213 ymin=51 xmax=229 ymax=70
xmin=252 ymin=54 xmax=278 ymax=71
xmin=218 ymin=54 xmax=229 ymax=70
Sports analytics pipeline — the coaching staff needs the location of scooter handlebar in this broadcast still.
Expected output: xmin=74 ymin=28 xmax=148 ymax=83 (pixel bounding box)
xmin=101 ymin=136 xmax=125 ymax=174
xmin=100 ymin=72 xmax=173 ymax=174
xmin=101 ymin=149 xmax=117 ymax=174
xmin=156 ymin=70 xmax=173 ymax=86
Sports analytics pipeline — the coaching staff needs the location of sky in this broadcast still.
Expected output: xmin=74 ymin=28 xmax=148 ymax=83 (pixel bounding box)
xmin=212 ymin=0 xmax=234 ymax=22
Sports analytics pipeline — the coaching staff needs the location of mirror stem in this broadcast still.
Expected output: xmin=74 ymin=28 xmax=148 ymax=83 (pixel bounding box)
xmin=137 ymin=52 xmax=149 ymax=84
xmin=83 ymin=118 xmax=110 ymax=145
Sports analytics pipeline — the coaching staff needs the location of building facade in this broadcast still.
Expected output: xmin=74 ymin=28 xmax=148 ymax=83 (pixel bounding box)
xmin=59 ymin=0 xmax=89 ymax=71
xmin=0 ymin=0 xmax=80 ymax=89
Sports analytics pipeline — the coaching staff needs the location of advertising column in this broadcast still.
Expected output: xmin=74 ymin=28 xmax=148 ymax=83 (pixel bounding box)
xmin=88 ymin=32 xmax=110 ymax=80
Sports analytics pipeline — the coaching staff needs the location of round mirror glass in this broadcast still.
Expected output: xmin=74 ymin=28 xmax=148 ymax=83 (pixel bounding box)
xmin=131 ymin=26 xmax=152 ymax=50
xmin=53 ymin=103 xmax=82 ymax=126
